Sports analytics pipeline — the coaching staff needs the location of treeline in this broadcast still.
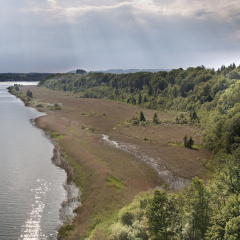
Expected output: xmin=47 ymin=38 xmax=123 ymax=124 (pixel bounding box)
xmin=39 ymin=63 xmax=240 ymax=155
xmin=0 ymin=73 xmax=51 ymax=82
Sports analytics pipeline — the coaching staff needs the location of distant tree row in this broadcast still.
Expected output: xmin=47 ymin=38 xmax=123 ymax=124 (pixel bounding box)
xmin=0 ymin=73 xmax=51 ymax=82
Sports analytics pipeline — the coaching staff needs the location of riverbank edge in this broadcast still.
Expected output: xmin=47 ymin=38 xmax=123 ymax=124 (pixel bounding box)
xmin=32 ymin=119 xmax=81 ymax=223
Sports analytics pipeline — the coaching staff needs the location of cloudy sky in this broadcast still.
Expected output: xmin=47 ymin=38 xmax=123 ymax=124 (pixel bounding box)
xmin=1 ymin=0 xmax=240 ymax=72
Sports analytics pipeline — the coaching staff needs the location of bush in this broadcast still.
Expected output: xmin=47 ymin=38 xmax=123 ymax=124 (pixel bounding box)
xmin=26 ymin=90 xmax=33 ymax=98
xmin=121 ymin=212 xmax=134 ymax=226
xmin=183 ymin=135 xmax=194 ymax=148
xmin=129 ymin=117 xmax=140 ymax=126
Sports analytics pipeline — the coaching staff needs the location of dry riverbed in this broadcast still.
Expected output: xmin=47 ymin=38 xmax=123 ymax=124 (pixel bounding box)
xmin=20 ymin=86 xmax=211 ymax=239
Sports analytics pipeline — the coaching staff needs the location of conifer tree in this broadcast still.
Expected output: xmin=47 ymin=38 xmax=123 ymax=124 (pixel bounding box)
xmin=139 ymin=111 xmax=146 ymax=122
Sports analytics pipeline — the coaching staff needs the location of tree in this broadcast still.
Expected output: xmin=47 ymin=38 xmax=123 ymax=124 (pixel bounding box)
xmin=121 ymin=212 xmax=134 ymax=226
xmin=139 ymin=111 xmax=146 ymax=122
xmin=146 ymin=190 xmax=180 ymax=239
xmin=76 ymin=69 xmax=86 ymax=74
xmin=190 ymin=110 xmax=198 ymax=121
xmin=153 ymin=113 xmax=160 ymax=124
xmin=138 ymin=94 xmax=142 ymax=104
xmin=14 ymin=85 xmax=19 ymax=91
xmin=26 ymin=90 xmax=33 ymax=98
xmin=183 ymin=135 xmax=194 ymax=148
xmin=188 ymin=137 xmax=194 ymax=148
xmin=224 ymin=216 xmax=240 ymax=240
xmin=183 ymin=177 xmax=210 ymax=240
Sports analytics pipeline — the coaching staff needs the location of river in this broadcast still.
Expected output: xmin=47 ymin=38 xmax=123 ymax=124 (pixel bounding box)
xmin=0 ymin=82 xmax=68 ymax=239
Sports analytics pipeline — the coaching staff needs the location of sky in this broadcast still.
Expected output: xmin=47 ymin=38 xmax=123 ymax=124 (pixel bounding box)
xmin=1 ymin=0 xmax=240 ymax=73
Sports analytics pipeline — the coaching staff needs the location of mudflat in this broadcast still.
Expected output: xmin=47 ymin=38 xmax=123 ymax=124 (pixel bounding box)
xmin=21 ymin=86 xmax=211 ymax=239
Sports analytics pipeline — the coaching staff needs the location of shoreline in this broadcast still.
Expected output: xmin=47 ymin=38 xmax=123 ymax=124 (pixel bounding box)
xmin=30 ymin=108 xmax=82 ymax=233
xmin=10 ymin=85 xmax=211 ymax=239
xmin=39 ymin=122 xmax=81 ymax=224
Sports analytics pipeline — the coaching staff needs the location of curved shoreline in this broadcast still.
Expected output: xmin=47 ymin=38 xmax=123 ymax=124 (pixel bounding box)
xmin=31 ymin=115 xmax=82 ymax=236
xmin=41 ymin=126 xmax=81 ymax=224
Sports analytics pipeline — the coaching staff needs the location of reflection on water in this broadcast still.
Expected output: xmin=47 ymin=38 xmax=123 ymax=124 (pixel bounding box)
xmin=19 ymin=179 xmax=50 ymax=240
xmin=102 ymin=135 xmax=190 ymax=190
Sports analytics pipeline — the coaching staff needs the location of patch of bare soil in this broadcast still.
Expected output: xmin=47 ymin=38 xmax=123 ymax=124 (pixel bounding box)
xmin=22 ymin=86 xmax=212 ymax=238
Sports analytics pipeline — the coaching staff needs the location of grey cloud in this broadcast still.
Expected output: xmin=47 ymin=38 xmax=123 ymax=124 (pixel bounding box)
xmin=1 ymin=1 xmax=240 ymax=72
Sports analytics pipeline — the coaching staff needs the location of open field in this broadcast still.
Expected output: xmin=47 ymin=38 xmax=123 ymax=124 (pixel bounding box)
xmin=20 ymin=86 xmax=211 ymax=239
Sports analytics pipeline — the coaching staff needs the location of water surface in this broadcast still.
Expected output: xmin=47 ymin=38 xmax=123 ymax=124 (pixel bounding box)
xmin=0 ymin=82 xmax=67 ymax=239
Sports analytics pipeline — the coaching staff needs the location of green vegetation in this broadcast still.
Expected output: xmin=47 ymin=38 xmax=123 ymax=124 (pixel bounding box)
xmin=37 ymin=64 xmax=240 ymax=239
xmin=8 ymin=85 xmax=31 ymax=106
xmin=82 ymin=110 xmax=104 ymax=117
xmin=139 ymin=111 xmax=146 ymax=122
xmin=49 ymin=131 xmax=64 ymax=142
xmin=107 ymin=164 xmax=240 ymax=240
xmin=58 ymin=224 xmax=74 ymax=240
xmin=183 ymin=135 xmax=194 ymax=149
xmin=106 ymin=176 xmax=124 ymax=191
xmin=152 ymin=112 xmax=160 ymax=124
xmin=38 ymin=64 xmax=240 ymax=155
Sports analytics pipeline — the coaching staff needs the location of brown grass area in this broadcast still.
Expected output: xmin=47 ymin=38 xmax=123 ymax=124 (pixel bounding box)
xmin=22 ymin=86 xmax=211 ymax=239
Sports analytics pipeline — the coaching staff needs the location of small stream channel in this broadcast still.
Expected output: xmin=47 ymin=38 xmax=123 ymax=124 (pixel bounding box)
xmin=102 ymin=135 xmax=190 ymax=190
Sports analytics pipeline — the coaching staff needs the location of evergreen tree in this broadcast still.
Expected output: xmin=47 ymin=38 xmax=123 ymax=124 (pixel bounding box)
xmin=153 ymin=113 xmax=160 ymax=124
xmin=183 ymin=135 xmax=194 ymax=148
xmin=139 ymin=111 xmax=146 ymax=122
xmin=188 ymin=137 xmax=194 ymax=148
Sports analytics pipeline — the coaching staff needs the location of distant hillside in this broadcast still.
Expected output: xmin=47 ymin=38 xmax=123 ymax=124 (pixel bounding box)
xmin=68 ymin=69 xmax=171 ymax=74
xmin=95 ymin=69 xmax=171 ymax=74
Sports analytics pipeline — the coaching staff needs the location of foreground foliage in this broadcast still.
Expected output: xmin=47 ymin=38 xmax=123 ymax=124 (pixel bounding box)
xmin=107 ymin=155 xmax=240 ymax=239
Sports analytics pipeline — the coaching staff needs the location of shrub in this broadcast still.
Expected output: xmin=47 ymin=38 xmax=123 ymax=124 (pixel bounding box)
xmin=129 ymin=117 xmax=140 ymax=126
xmin=121 ymin=212 xmax=134 ymax=226
xmin=183 ymin=135 xmax=194 ymax=148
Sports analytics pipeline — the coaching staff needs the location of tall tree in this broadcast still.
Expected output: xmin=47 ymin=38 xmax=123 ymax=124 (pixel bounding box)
xmin=146 ymin=190 xmax=181 ymax=240
xmin=183 ymin=177 xmax=210 ymax=240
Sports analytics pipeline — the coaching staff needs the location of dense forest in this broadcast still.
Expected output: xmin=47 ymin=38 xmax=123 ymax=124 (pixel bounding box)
xmin=0 ymin=73 xmax=50 ymax=82
xmin=38 ymin=64 xmax=240 ymax=239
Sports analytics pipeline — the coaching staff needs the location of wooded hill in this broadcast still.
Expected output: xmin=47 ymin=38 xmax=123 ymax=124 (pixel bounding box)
xmin=39 ymin=64 xmax=240 ymax=156
xmin=38 ymin=64 xmax=240 ymax=239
